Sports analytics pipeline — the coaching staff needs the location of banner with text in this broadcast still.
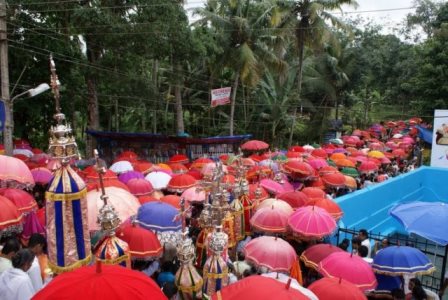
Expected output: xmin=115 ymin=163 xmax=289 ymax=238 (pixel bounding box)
xmin=211 ymin=87 xmax=231 ymax=107
xmin=430 ymin=109 xmax=448 ymax=168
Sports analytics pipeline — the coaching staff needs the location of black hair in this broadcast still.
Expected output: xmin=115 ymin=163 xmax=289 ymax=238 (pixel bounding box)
xmin=11 ymin=249 xmax=35 ymax=269
xmin=131 ymin=259 xmax=151 ymax=271
xmin=161 ymin=261 xmax=174 ymax=273
xmin=1 ymin=237 xmax=20 ymax=255
xmin=358 ymin=245 xmax=369 ymax=258
xmin=410 ymin=278 xmax=426 ymax=300
xmin=162 ymin=282 xmax=178 ymax=298
xmin=351 ymin=237 xmax=361 ymax=247
xmin=338 ymin=238 xmax=350 ymax=251
xmin=391 ymin=288 xmax=405 ymax=299
xmin=28 ymin=233 xmax=47 ymax=253
xmin=359 ymin=229 xmax=368 ymax=239
xmin=237 ymin=251 xmax=245 ymax=261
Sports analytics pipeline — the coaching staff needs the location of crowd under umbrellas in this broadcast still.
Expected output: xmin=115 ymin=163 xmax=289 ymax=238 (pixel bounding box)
xmin=0 ymin=115 xmax=441 ymax=300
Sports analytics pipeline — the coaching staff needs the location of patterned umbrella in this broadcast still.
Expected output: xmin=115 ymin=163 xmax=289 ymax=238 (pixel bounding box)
xmin=0 ymin=195 xmax=23 ymax=237
xmin=167 ymin=174 xmax=196 ymax=193
xmin=250 ymin=206 xmax=290 ymax=233
xmin=300 ymin=243 xmax=343 ymax=270
xmin=256 ymin=198 xmax=293 ymax=215
xmin=243 ymin=236 xmax=296 ymax=272
xmin=318 ymin=252 xmax=377 ymax=291
xmin=372 ymin=246 xmax=435 ymax=275
xmin=288 ymin=206 xmax=337 ymax=239
xmin=116 ymin=223 xmax=163 ymax=259
xmin=0 ymin=154 xmax=35 ymax=189
xmin=0 ymin=188 xmax=37 ymax=216
xmin=136 ymin=201 xmax=181 ymax=232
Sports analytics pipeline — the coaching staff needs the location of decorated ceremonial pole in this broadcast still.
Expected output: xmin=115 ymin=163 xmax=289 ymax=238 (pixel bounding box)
xmin=45 ymin=55 xmax=91 ymax=273
xmin=93 ymin=150 xmax=130 ymax=267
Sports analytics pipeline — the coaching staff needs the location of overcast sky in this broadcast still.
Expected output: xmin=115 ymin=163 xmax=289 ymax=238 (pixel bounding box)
xmin=185 ymin=0 xmax=417 ymax=33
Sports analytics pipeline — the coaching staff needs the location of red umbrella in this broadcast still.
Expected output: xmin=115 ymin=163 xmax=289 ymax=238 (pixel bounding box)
xmin=309 ymin=177 xmax=325 ymax=190
xmin=307 ymin=158 xmax=328 ymax=170
xmin=212 ymin=275 xmax=308 ymax=300
xmin=392 ymin=148 xmax=407 ymax=159
xmin=191 ymin=157 xmax=214 ymax=170
xmin=32 ymin=263 xmax=167 ymax=300
xmin=241 ymin=140 xmax=269 ymax=151
xmin=321 ymin=172 xmax=346 ymax=188
xmin=160 ymin=195 xmax=181 ymax=209
xmin=133 ymin=161 xmax=153 ymax=174
xmin=318 ymin=166 xmax=339 ymax=176
xmin=289 ymin=146 xmax=305 ymax=153
xmin=307 ymin=197 xmax=343 ymax=220
xmin=277 ymin=191 xmax=309 ymax=209
xmin=168 ymin=154 xmax=189 ymax=164
xmin=0 ymin=195 xmax=23 ymax=233
xmin=137 ymin=195 xmax=158 ymax=205
xmin=167 ymin=174 xmax=196 ymax=193
xmin=283 ymin=161 xmax=313 ymax=178
xmin=116 ymin=223 xmax=163 ymax=259
xmin=118 ymin=150 xmax=139 ymax=160
xmin=0 ymin=155 xmax=35 ymax=188
xmin=318 ymin=252 xmax=377 ymax=291
xmin=0 ymin=188 xmax=37 ymax=215
xmin=13 ymin=153 xmax=29 ymax=161
xmin=285 ymin=151 xmax=302 ymax=159
xmin=288 ymin=206 xmax=336 ymax=239
xmin=301 ymin=187 xmax=326 ymax=201
xmin=169 ymin=163 xmax=189 ymax=174
xmin=308 ymin=277 xmax=367 ymax=300
xmin=248 ymin=154 xmax=264 ymax=162
xmin=244 ymin=236 xmax=297 ymax=272
xmin=31 ymin=167 xmax=54 ymax=185
xmin=126 ymin=178 xmax=154 ymax=196
xmin=85 ymin=169 xmax=118 ymax=181
xmin=260 ymin=179 xmax=286 ymax=195
xmin=300 ymin=244 xmax=343 ymax=270
xmin=86 ymin=180 xmax=130 ymax=192
xmin=250 ymin=206 xmax=290 ymax=233
xmin=311 ymin=149 xmax=328 ymax=159
xmin=358 ymin=161 xmax=378 ymax=174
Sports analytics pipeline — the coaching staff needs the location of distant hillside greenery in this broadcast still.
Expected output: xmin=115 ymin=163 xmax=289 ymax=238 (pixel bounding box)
xmin=5 ymin=0 xmax=448 ymax=153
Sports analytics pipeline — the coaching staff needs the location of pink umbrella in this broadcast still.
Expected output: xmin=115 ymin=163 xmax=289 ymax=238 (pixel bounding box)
xmin=0 ymin=155 xmax=34 ymax=188
xmin=21 ymin=211 xmax=45 ymax=243
xmin=241 ymin=140 xmax=269 ymax=151
xmin=0 ymin=195 xmax=23 ymax=235
xmin=288 ymin=206 xmax=336 ymax=239
xmin=277 ymin=191 xmax=309 ymax=209
xmin=243 ymin=236 xmax=296 ymax=272
xmin=0 ymin=188 xmax=37 ymax=216
xmin=181 ymin=186 xmax=205 ymax=203
xmin=307 ymin=158 xmax=328 ymax=170
xmin=250 ymin=206 xmax=290 ymax=233
xmin=126 ymin=178 xmax=154 ymax=196
xmin=31 ymin=167 xmax=54 ymax=185
xmin=260 ymin=179 xmax=285 ymax=195
xmin=318 ymin=252 xmax=377 ymax=291
xmin=358 ymin=161 xmax=378 ymax=174
xmin=256 ymin=198 xmax=293 ymax=215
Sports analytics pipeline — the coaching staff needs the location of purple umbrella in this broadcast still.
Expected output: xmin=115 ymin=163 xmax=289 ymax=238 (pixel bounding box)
xmin=118 ymin=171 xmax=144 ymax=184
xmin=31 ymin=167 xmax=54 ymax=185
xmin=21 ymin=211 xmax=45 ymax=242
xmin=332 ymin=148 xmax=347 ymax=154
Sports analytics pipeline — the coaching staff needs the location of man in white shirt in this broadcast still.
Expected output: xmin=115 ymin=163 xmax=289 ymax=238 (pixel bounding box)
xmin=0 ymin=238 xmax=21 ymax=274
xmin=27 ymin=233 xmax=46 ymax=292
xmin=358 ymin=229 xmax=372 ymax=258
xmin=0 ymin=249 xmax=36 ymax=300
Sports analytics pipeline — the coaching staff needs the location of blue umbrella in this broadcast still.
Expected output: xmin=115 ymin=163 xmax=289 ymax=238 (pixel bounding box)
xmin=372 ymin=246 xmax=435 ymax=276
xmin=390 ymin=201 xmax=448 ymax=245
xmin=136 ymin=201 xmax=181 ymax=232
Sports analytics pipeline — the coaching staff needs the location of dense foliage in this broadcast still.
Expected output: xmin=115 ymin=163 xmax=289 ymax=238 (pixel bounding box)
xmin=4 ymin=0 xmax=448 ymax=153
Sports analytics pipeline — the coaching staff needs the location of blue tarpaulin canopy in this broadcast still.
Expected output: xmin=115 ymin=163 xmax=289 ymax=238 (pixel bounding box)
xmin=416 ymin=125 xmax=433 ymax=144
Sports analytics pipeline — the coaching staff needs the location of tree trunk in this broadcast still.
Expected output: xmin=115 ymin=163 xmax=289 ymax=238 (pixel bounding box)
xmin=174 ymin=62 xmax=184 ymax=135
xmin=152 ymin=59 xmax=158 ymax=133
xmin=229 ymin=72 xmax=240 ymax=136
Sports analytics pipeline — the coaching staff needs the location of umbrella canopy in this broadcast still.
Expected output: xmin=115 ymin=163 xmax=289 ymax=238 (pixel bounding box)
xmin=31 ymin=167 xmax=54 ymax=185
xmin=308 ymin=277 xmax=367 ymax=300
xmin=260 ymin=179 xmax=285 ymax=195
xmin=0 ymin=155 xmax=35 ymax=188
xmin=181 ymin=186 xmax=206 ymax=203
xmin=321 ymin=172 xmax=346 ymax=188
xmin=307 ymin=197 xmax=343 ymax=220
xmin=334 ymin=158 xmax=355 ymax=168
xmin=191 ymin=157 xmax=214 ymax=170
xmin=33 ymin=263 xmax=167 ymax=300
xmin=318 ymin=166 xmax=339 ymax=176
xmin=288 ymin=206 xmax=337 ymax=239
xmin=167 ymin=174 xmax=196 ymax=193
xmin=126 ymin=178 xmax=154 ymax=196
xmin=243 ymin=236 xmax=297 ymax=272
xmin=277 ymin=191 xmax=309 ymax=209
xmin=301 ymin=187 xmax=326 ymax=201
xmin=145 ymin=171 xmax=172 ymax=190
xmin=261 ymin=273 xmax=318 ymax=300
xmin=256 ymin=198 xmax=293 ymax=215
xmin=300 ymin=243 xmax=343 ymax=270
xmin=168 ymin=163 xmax=188 ymax=174
xmin=133 ymin=161 xmax=153 ymax=174
xmin=86 ymin=187 xmax=141 ymax=231
xmin=311 ymin=149 xmax=328 ymax=159
xmin=390 ymin=201 xmax=448 ymax=245
xmin=110 ymin=160 xmax=134 ymax=174
xmin=118 ymin=171 xmax=145 ymax=184
xmin=307 ymin=158 xmax=328 ymax=170
xmin=212 ymin=275 xmax=307 ymax=300
xmin=116 ymin=223 xmax=163 ymax=259
xmin=241 ymin=140 xmax=269 ymax=151
xmin=0 ymin=195 xmax=23 ymax=235
xmin=358 ymin=161 xmax=378 ymax=174
xmin=318 ymin=252 xmax=377 ymax=291
xmin=368 ymin=150 xmax=385 ymax=159
xmin=250 ymin=206 xmax=290 ymax=233
xmin=341 ymin=167 xmax=359 ymax=178
xmin=160 ymin=195 xmax=181 ymax=209
xmin=118 ymin=150 xmax=139 ymax=160
xmin=0 ymin=188 xmax=37 ymax=215
xmin=283 ymin=161 xmax=313 ymax=178
xmin=344 ymin=175 xmax=357 ymax=190
xmin=136 ymin=201 xmax=181 ymax=232
xmin=168 ymin=154 xmax=189 ymax=164
xmin=372 ymin=245 xmax=435 ymax=276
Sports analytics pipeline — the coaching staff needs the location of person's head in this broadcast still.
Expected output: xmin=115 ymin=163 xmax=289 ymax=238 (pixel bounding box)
xmin=409 ymin=278 xmax=426 ymax=300
xmin=351 ymin=237 xmax=361 ymax=251
xmin=28 ymin=233 xmax=47 ymax=255
xmin=1 ymin=237 xmax=21 ymax=259
xmin=161 ymin=282 xmax=178 ymax=300
xmin=358 ymin=245 xmax=369 ymax=258
xmin=131 ymin=259 xmax=151 ymax=271
xmin=161 ymin=261 xmax=174 ymax=273
xmin=237 ymin=251 xmax=245 ymax=261
xmin=408 ymin=278 xmax=422 ymax=291
xmin=381 ymin=238 xmax=390 ymax=248
xmin=11 ymin=249 xmax=35 ymax=272
xmin=338 ymin=238 xmax=350 ymax=251
xmin=358 ymin=229 xmax=368 ymax=241
xmin=391 ymin=288 xmax=405 ymax=300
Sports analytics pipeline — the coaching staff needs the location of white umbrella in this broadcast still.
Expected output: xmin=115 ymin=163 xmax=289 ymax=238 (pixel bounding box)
xmin=261 ymin=272 xmax=318 ymax=300
xmin=110 ymin=161 xmax=133 ymax=174
xmin=13 ymin=148 xmax=34 ymax=157
xmin=303 ymin=144 xmax=315 ymax=153
xmin=145 ymin=171 xmax=172 ymax=190
xmin=393 ymin=133 xmax=403 ymax=138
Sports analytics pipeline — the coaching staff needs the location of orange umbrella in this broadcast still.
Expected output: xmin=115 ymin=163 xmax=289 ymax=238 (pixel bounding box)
xmin=334 ymin=158 xmax=355 ymax=168
xmin=0 ymin=195 xmax=23 ymax=233
xmin=330 ymin=153 xmax=346 ymax=161
xmin=344 ymin=175 xmax=357 ymax=190
xmin=308 ymin=197 xmax=343 ymax=220
xmin=321 ymin=173 xmax=346 ymax=188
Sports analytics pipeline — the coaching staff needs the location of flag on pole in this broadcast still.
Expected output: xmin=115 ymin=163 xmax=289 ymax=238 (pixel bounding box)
xmin=211 ymin=87 xmax=231 ymax=107
xmin=0 ymin=100 xmax=5 ymax=131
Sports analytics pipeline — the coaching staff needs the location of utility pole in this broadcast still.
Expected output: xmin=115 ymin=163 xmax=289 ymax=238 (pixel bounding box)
xmin=0 ymin=0 xmax=12 ymax=155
